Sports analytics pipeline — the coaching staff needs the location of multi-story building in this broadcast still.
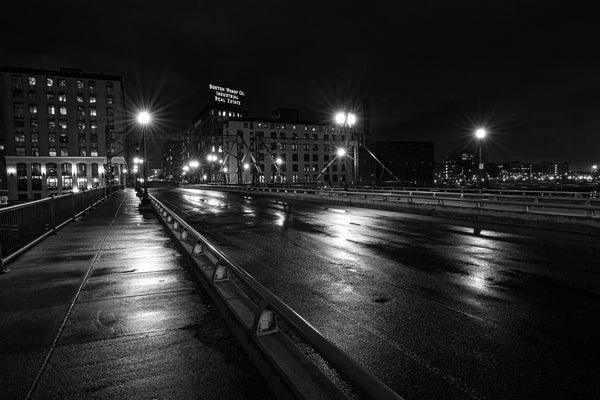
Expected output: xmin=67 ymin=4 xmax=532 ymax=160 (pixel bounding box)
xmin=443 ymin=150 xmax=478 ymax=183
xmin=218 ymin=115 xmax=360 ymax=185
xmin=0 ymin=66 xmax=127 ymax=202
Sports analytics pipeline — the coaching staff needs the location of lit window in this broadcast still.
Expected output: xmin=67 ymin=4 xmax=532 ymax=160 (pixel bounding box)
xmin=29 ymin=105 xmax=38 ymax=114
xmin=76 ymin=80 xmax=84 ymax=89
xmin=16 ymin=146 xmax=26 ymax=156
xmin=78 ymin=121 xmax=86 ymax=130
xmin=79 ymin=147 xmax=87 ymax=156
xmin=46 ymin=77 xmax=54 ymax=86
xmin=31 ymin=147 xmax=40 ymax=156
xmin=89 ymin=94 xmax=96 ymax=103
xmin=48 ymin=133 xmax=56 ymax=143
xmin=59 ymin=106 xmax=67 ymax=115
xmin=31 ymin=133 xmax=39 ymax=143
xmin=58 ymin=93 xmax=66 ymax=102
xmin=60 ymin=147 xmax=69 ymax=156
xmin=28 ymin=76 xmax=36 ymax=85
xmin=58 ymin=79 xmax=66 ymax=87
xmin=90 ymin=147 xmax=98 ymax=156
xmin=77 ymin=94 xmax=84 ymax=103
xmin=49 ymin=147 xmax=57 ymax=156
xmin=106 ymin=95 xmax=113 ymax=104
xmin=90 ymin=121 xmax=97 ymax=129
xmin=59 ymin=120 xmax=67 ymax=129
xmin=14 ymin=134 xmax=25 ymax=142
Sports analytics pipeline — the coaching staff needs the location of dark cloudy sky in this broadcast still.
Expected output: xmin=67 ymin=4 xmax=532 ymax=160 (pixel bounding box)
xmin=2 ymin=0 xmax=599 ymax=169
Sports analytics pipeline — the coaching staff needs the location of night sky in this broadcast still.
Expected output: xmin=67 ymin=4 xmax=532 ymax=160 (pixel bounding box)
xmin=2 ymin=1 xmax=599 ymax=169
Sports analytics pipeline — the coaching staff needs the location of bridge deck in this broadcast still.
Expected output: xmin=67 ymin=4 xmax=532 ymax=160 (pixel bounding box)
xmin=0 ymin=189 xmax=271 ymax=400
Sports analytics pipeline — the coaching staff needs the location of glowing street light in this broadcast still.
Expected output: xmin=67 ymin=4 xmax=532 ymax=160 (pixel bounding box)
xmin=189 ymin=160 xmax=199 ymax=168
xmin=275 ymin=157 xmax=283 ymax=165
xmin=137 ymin=110 xmax=151 ymax=205
xmin=137 ymin=111 xmax=151 ymax=125
xmin=475 ymin=128 xmax=487 ymax=182
xmin=336 ymin=148 xmax=346 ymax=157
xmin=335 ymin=112 xmax=357 ymax=127
xmin=243 ymin=163 xmax=250 ymax=170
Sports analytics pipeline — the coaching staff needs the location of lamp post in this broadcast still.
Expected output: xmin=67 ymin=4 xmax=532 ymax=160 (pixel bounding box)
xmin=334 ymin=112 xmax=358 ymax=185
xmin=137 ymin=111 xmax=151 ymax=204
xmin=189 ymin=160 xmax=199 ymax=183
xmin=475 ymin=128 xmax=486 ymax=183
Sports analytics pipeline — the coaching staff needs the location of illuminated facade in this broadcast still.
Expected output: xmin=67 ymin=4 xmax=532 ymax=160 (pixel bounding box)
xmin=0 ymin=67 xmax=127 ymax=202
xmin=218 ymin=116 xmax=360 ymax=185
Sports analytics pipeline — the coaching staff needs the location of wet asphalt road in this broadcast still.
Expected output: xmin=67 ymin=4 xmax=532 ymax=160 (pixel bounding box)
xmin=153 ymin=187 xmax=600 ymax=400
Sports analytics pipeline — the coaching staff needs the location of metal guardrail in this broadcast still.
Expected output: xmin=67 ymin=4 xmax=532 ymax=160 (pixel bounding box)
xmin=150 ymin=194 xmax=404 ymax=400
xmin=0 ymin=186 xmax=123 ymax=271
xmin=203 ymin=184 xmax=600 ymax=218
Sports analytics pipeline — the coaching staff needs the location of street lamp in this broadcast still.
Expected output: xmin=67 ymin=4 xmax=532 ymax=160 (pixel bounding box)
xmin=137 ymin=111 xmax=151 ymax=205
xmin=475 ymin=128 xmax=486 ymax=183
xmin=334 ymin=112 xmax=358 ymax=185
xmin=189 ymin=160 xmax=199 ymax=183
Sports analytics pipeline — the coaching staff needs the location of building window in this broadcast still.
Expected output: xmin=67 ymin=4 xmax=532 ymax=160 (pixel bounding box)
xmin=303 ymin=154 xmax=309 ymax=161
xmin=89 ymin=107 xmax=97 ymax=117
xmin=77 ymin=94 xmax=84 ymax=103
xmin=31 ymin=133 xmax=39 ymax=143
xmin=13 ymin=89 xmax=23 ymax=100
xmin=78 ymin=132 xmax=86 ymax=143
xmin=48 ymin=121 xmax=56 ymax=131
xmin=90 ymin=121 xmax=97 ymax=130
xmin=14 ymin=117 xmax=25 ymax=128
xmin=28 ymin=90 xmax=36 ymax=101
xmin=46 ymin=91 xmax=54 ymax=101
xmin=280 ymin=132 xmax=286 ymax=139
xmin=49 ymin=147 xmax=57 ymax=156
xmin=76 ymin=80 xmax=84 ymax=90
xmin=58 ymin=92 xmax=66 ymax=102
xmin=312 ymin=154 xmax=318 ymax=162
xmin=271 ymin=143 xmax=277 ymax=151
xmin=313 ymin=144 xmax=319 ymax=151
xmin=13 ymin=103 xmax=24 ymax=114
xmin=78 ymin=121 xmax=86 ymax=131
xmin=28 ymin=76 xmax=36 ymax=86
xmin=17 ymin=163 xmax=28 ymax=191
xmin=89 ymin=94 xmax=96 ymax=103
xmin=59 ymin=120 xmax=67 ymax=130
xmin=89 ymin=80 xmax=96 ymax=89
xmin=78 ymin=106 xmax=85 ymax=119
xmin=46 ymin=163 xmax=58 ymax=188
xmin=31 ymin=163 xmax=42 ymax=190
xmin=324 ymin=154 xmax=329 ymax=162
xmin=12 ymin=75 xmax=22 ymax=84
xmin=106 ymin=95 xmax=113 ymax=104
xmin=15 ymin=134 xmax=25 ymax=142
xmin=29 ymin=105 xmax=38 ymax=114
xmin=280 ymin=143 xmax=286 ymax=150
xmin=292 ymin=164 xmax=298 ymax=172
xmin=58 ymin=79 xmax=66 ymax=87
xmin=60 ymin=147 xmax=69 ymax=156
xmin=90 ymin=133 xmax=98 ymax=143
xmin=79 ymin=147 xmax=87 ymax=156
xmin=90 ymin=146 xmax=98 ymax=156
xmin=48 ymin=105 xmax=56 ymax=115
xmin=59 ymin=106 xmax=67 ymax=116
xmin=16 ymin=146 xmax=26 ymax=156
xmin=59 ymin=133 xmax=68 ymax=143
xmin=106 ymin=107 xmax=113 ymax=116
xmin=106 ymin=81 xmax=113 ymax=90
xmin=292 ymin=154 xmax=298 ymax=161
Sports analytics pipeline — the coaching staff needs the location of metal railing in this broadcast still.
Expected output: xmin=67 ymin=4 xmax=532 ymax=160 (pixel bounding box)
xmin=202 ymin=184 xmax=600 ymax=218
xmin=150 ymin=194 xmax=404 ymax=400
xmin=0 ymin=186 xmax=123 ymax=271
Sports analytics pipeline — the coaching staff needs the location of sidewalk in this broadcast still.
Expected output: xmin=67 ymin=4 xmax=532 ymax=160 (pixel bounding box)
xmin=0 ymin=189 xmax=271 ymax=400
